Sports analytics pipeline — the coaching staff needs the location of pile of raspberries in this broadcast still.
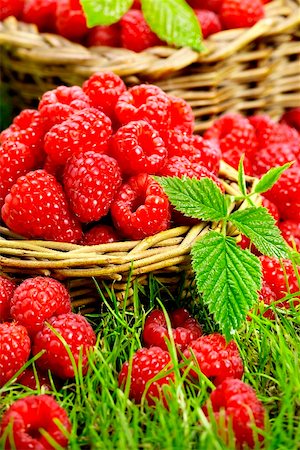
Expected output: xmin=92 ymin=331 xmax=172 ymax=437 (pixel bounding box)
xmin=2 ymin=0 xmax=269 ymax=49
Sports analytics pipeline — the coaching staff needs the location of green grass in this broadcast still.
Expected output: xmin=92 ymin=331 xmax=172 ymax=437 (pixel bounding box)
xmin=1 ymin=279 xmax=299 ymax=450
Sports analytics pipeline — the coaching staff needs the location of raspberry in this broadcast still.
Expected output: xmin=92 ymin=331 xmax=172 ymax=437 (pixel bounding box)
xmin=111 ymin=120 xmax=167 ymax=176
xmin=0 ymin=140 xmax=37 ymax=211
xmin=204 ymin=379 xmax=265 ymax=449
xmin=0 ymin=395 xmax=71 ymax=449
xmin=80 ymin=224 xmax=120 ymax=245
xmin=248 ymin=114 xmax=276 ymax=151
xmin=263 ymin=166 xmax=300 ymax=221
xmin=260 ymin=255 xmax=300 ymax=301
xmin=120 ymin=10 xmax=162 ymax=52
xmin=55 ymin=0 xmax=88 ymax=41
xmin=32 ymin=313 xmax=96 ymax=379
xmin=280 ymin=108 xmax=300 ymax=133
xmin=256 ymin=281 xmax=277 ymax=320
xmin=251 ymin=142 xmax=298 ymax=176
xmin=87 ymin=24 xmax=121 ymax=48
xmin=110 ymin=174 xmax=171 ymax=240
xmin=279 ymin=220 xmax=300 ymax=252
xmin=38 ymin=85 xmax=90 ymax=130
xmin=143 ymin=308 xmax=202 ymax=351
xmin=0 ymin=277 xmax=15 ymax=323
xmin=44 ymin=108 xmax=112 ymax=166
xmin=183 ymin=333 xmax=244 ymax=386
xmin=270 ymin=123 xmax=300 ymax=159
xmin=83 ymin=71 xmax=126 ymax=119
xmin=2 ymin=169 xmax=82 ymax=243
xmin=167 ymin=96 xmax=195 ymax=135
xmin=43 ymin=156 xmax=64 ymax=182
xmin=17 ymin=368 xmax=52 ymax=391
xmin=222 ymin=148 xmax=253 ymax=174
xmin=118 ymin=347 xmax=175 ymax=405
xmin=0 ymin=0 xmax=24 ymax=20
xmin=0 ymin=322 xmax=31 ymax=387
xmin=188 ymin=0 xmax=222 ymax=13
xmin=261 ymin=197 xmax=280 ymax=223
xmin=11 ymin=277 xmax=72 ymax=337
xmin=194 ymin=9 xmax=222 ymax=38
xmin=63 ymin=152 xmax=122 ymax=223
xmin=22 ymin=0 xmax=57 ymax=33
xmin=219 ymin=0 xmax=265 ymax=29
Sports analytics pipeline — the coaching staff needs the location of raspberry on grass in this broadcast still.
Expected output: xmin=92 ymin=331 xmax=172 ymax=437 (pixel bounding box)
xmin=63 ymin=152 xmax=122 ymax=223
xmin=111 ymin=120 xmax=167 ymax=176
xmin=1 ymin=170 xmax=82 ymax=243
xmin=22 ymin=0 xmax=57 ymax=33
xmin=110 ymin=173 xmax=171 ymax=240
xmin=44 ymin=108 xmax=112 ymax=166
xmin=0 ymin=322 xmax=31 ymax=387
xmin=55 ymin=0 xmax=88 ymax=41
xmin=168 ymin=96 xmax=195 ymax=135
xmin=183 ymin=333 xmax=244 ymax=385
xmin=0 ymin=0 xmax=24 ymax=20
xmin=120 ymin=10 xmax=162 ymax=52
xmin=255 ymin=281 xmax=277 ymax=320
xmin=80 ymin=224 xmax=120 ymax=246
xmin=219 ymin=0 xmax=265 ymax=29
xmin=0 ymin=395 xmax=71 ymax=450
xmin=82 ymin=71 xmax=126 ymax=119
xmin=279 ymin=220 xmax=300 ymax=252
xmin=204 ymin=379 xmax=265 ymax=449
xmin=33 ymin=313 xmax=96 ymax=379
xmin=11 ymin=277 xmax=72 ymax=337
xmin=194 ymin=9 xmax=222 ymax=38
xmin=87 ymin=24 xmax=121 ymax=48
xmin=118 ymin=346 xmax=175 ymax=405
xmin=17 ymin=368 xmax=53 ymax=391
xmin=0 ymin=276 xmax=16 ymax=323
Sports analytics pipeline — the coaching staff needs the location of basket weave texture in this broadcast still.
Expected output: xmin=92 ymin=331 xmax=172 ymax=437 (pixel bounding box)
xmin=0 ymin=0 xmax=299 ymax=131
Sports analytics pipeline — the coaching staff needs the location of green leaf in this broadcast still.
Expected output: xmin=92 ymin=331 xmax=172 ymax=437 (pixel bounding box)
xmin=254 ymin=162 xmax=293 ymax=194
xmin=191 ymin=231 xmax=261 ymax=340
xmin=156 ymin=176 xmax=228 ymax=222
xmin=230 ymin=207 xmax=289 ymax=259
xmin=80 ymin=0 xmax=133 ymax=27
xmin=141 ymin=0 xmax=204 ymax=52
xmin=237 ymin=155 xmax=247 ymax=197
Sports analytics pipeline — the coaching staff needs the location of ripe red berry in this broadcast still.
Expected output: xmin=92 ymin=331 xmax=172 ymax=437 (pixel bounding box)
xmin=22 ymin=0 xmax=58 ymax=33
xmin=0 ymin=322 xmax=31 ymax=387
xmin=261 ymin=197 xmax=280 ymax=223
xmin=249 ymin=114 xmax=276 ymax=151
xmin=80 ymin=224 xmax=120 ymax=246
xmin=111 ymin=174 xmax=171 ymax=240
xmin=120 ymin=10 xmax=162 ymax=52
xmin=183 ymin=333 xmax=244 ymax=386
xmin=0 ymin=395 xmax=71 ymax=449
xmin=17 ymin=368 xmax=52 ymax=391
xmin=63 ymin=152 xmax=122 ymax=223
xmin=223 ymin=148 xmax=253 ymax=174
xmin=11 ymin=277 xmax=72 ymax=337
xmin=118 ymin=346 xmax=175 ymax=405
xmin=44 ymin=107 xmax=112 ymax=166
xmin=43 ymin=156 xmax=64 ymax=181
xmin=204 ymin=379 xmax=265 ymax=449
xmin=220 ymin=0 xmax=265 ymax=29
xmin=0 ymin=277 xmax=16 ymax=322
xmin=111 ymin=120 xmax=167 ymax=176
xmin=2 ymin=169 xmax=82 ymax=243
xmin=194 ymin=9 xmax=222 ymax=38
xmin=260 ymin=255 xmax=300 ymax=301
xmin=280 ymin=108 xmax=300 ymax=133
xmin=279 ymin=220 xmax=300 ymax=252
xmin=87 ymin=24 xmax=121 ymax=48
xmin=252 ymin=142 xmax=298 ymax=176
xmin=0 ymin=0 xmax=24 ymax=20
xmin=55 ymin=0 xmax=88 ymax=41
xmin=33 ymin=313 xmax=96 ymax=379
xmin=256 ymin=281 xmax=277 ymax=320
xmin=188 ymin=0 xmax=222 ymax=13
xmin=167 ymin=96 xmax=195 ymax=135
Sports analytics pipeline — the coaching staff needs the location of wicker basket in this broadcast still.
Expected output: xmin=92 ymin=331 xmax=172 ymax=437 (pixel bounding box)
xmin=0 ymin=162 xmax=259 ymax=313
xmin=0 ymin=0 xmax=299 ymax=132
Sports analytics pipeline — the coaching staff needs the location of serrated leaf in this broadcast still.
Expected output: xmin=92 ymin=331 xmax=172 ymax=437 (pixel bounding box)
xmin=237 ymin=155 xmax=247 ymax=197
xmin=254 ymin=162 xmax=293 ymax=194
xmin=191 ymin=231 xmax=261 ymax=340
xmin=142 ymin=0 xmax=204 ymax=52
xmin=80 ymin=0 xmax=133 ymax=27
xmin=230 ymin=207 xmax=289 ymax=259
xmin=156 ymin=176 xmax=228 ymax=221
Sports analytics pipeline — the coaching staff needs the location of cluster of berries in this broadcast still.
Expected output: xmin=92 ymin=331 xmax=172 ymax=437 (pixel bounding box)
xmin=1 ymin=0 xmax=267 ymax=50
xmin=118 ymin=307 xmax=265 ymax=449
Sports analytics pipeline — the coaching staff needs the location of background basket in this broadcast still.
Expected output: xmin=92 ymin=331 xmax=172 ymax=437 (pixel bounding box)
xmin=0 ymin=0 xmax=299 ymax=132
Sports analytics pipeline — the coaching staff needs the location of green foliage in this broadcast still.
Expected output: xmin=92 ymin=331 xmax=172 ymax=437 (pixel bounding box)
xmin=254 ymin=162 xmax=293 ymax=194
xmin=80 ymin=0 xmax=133 ymax=27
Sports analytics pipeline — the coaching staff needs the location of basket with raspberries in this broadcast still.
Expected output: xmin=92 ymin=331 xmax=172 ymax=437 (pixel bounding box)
xmin=0 ymin=0 xmax=299 ymax=131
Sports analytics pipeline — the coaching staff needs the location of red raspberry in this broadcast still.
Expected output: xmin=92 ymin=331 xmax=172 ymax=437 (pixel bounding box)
xmin=38 ymin=85 xmax=90 ymax=130
xmin=120 ymin=10 xmax=162 ymax=52
xmin=0 ymin=322 xmax=31 ymax=387
xmin=270 ymin=123 xmax=300 ymax=158
xmin=80 ymin=224 xmax=120 ymax=245
xmin=22 ymin=0 xmax=57 ymax=33
xmin=87 ymin=24 xmax=121 ymax=48
xmin=251 ymin=142 xmax=298 ymax=176
xmin=0 ymin=140 xmax=37 ymax=211
xmin=118 ymin=346 xmax=175 ymax=405
xmin=0 ymin=0 xmax=24 ymax=20
xmin=194 ymin=9 xmax=222 ymax=38
xmin=220 ymin=0 xmax=265 ymax=29
xmin=280 ymin=108 xmax=300 ymax=133
xmin=183 ymin=333 xmax=243 ymax=386
xmin=2 ymin=169 xmax=82 ymax=243
xmin=43 ymin=156 xmax=64 ymax=182
xmin=83 ymin=71 xmax=126 ymax=119
xmin=33 ymin=313 xmax=96 ymax=379
xmin=263 ymin=166 xmax=300 ymax=221
xmin=260 ymin=255 xmax=300 ymax=301
xmin=256 ymin=281 xmax=277 ymax=320
xmin=167 ymin=96 xmax=195 ymax=135
xmin=44 ymin=108 xmax=112 ymax=166
xmin=204 ymin=379 xmax=265 ymax=449
xmin=110 ymin=174 xmax=170 ymax=240
xmin=143 ymin=309 xmax=202 ymax=352
xmin=262 ymin=197 xmax=279 ymax=223
xmin=17 ymin=368 xmax=52 ymax=391
xmin=11 ymin=277 xmax=72 ymax=337
xmin=0 ymin=277 xmax=15 ymax=322
xmin=279 ymin=220 xmax=300 ymax=252
xmin=222 ymin=148 xmax=253 ymax=174
xmin=188 ymin=0 xmax=222 ymax=13
xmin=63 ymin=152 xmax=122 ymax=223
xmin=55 ymin=0 xmax=88 ymax=41
xmin=0 ymin=395 xmax=71 ymax=449
xmin=249 ymin=114 xmax=276 ymax=151
xmin=111 ymin=120 xmax=167 ymax=176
